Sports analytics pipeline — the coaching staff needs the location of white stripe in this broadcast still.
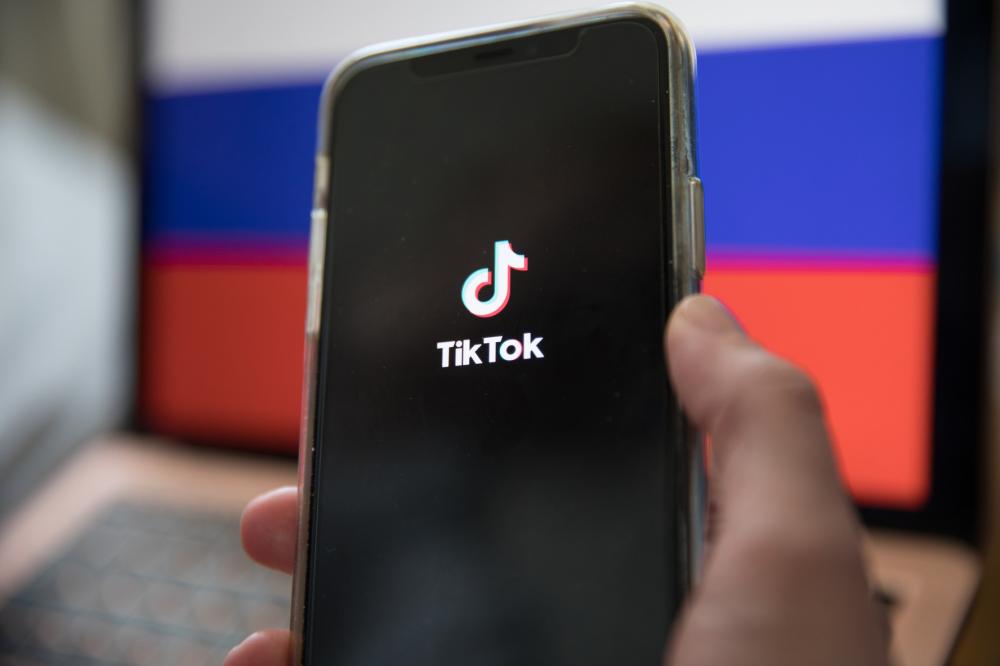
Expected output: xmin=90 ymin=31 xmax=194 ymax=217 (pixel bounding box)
xmin=147 ymin=0 xmax=944 ymax=91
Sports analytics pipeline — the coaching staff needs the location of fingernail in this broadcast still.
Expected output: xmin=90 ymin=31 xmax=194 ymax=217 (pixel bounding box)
xmin=224 ymin=644 xmax=239 ymax=663
xmin=225 ymin=632 xmax=262 ymax=664
xmin=673 ymin=295 xmax=742 ymax=337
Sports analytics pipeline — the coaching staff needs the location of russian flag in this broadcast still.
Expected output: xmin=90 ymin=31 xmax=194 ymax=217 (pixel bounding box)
xmin=141 ymin=0 xmax=944 ymax=508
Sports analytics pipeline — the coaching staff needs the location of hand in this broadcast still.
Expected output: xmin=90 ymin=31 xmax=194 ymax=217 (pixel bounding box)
xmin=664 ymin=296 xmax=887 ymax=665
xmin=225 ymin=295 xmax=887 ymax=666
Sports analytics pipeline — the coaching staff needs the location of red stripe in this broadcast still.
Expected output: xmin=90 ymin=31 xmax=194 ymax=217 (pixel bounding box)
xmin=704 ymin=266 xmax=934 ymax=508
xmin=140 ymin=260 xmax=936 ymax=507
xmin=140 ymin=264 xmax=307 ymax=451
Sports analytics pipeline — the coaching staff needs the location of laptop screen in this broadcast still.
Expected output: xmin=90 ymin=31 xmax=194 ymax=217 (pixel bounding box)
xmin=140 ymin=1 xmax=946 ymax=511
xmin=698 ymin=34 xmax=941 ymax=510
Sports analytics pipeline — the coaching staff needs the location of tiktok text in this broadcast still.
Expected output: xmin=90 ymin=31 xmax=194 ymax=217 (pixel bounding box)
xmin=436 ymin=333 xmax=544 ymax=368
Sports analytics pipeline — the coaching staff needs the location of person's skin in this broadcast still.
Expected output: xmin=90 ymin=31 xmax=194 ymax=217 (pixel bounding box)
xmin=225 ymin=295 xmax=888 ymax=665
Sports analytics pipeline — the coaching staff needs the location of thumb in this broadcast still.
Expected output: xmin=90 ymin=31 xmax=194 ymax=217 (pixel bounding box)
xmin=664 ymin=295 xmax=886 ymax=666
xmin=666 ymin=295 xmax=851 ymax=543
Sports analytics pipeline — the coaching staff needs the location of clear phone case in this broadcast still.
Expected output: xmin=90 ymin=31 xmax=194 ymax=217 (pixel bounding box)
xmin=293 ymin=4 xmax=705 ymax=662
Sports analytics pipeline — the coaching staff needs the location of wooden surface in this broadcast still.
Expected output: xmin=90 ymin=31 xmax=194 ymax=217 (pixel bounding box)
xmin=952 ymin=540 xmax=1000 ymax=664
xmin=865 ymin=533 xmax=980 ymax=665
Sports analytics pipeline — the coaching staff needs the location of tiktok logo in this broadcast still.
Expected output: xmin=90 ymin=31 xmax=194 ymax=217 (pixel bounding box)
xmin=460 ymin=241 xmax=528 ymax=318
xmin=437 ymin=240 xmax=542 ymax=369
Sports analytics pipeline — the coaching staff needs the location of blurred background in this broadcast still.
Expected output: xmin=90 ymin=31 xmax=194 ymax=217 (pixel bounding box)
xmin=0 ymin=0 xmax=996 ymax=664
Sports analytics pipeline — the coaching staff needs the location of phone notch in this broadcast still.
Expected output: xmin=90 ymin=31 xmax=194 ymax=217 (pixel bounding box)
xmin=411 ymin=27 xmax=581 ymax=77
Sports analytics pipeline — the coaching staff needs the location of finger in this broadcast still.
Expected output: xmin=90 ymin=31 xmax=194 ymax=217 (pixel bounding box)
xmin=224 ymin=629 xmax=292 ymax=666
xmin=241 ymin=486 xmax=299 ymax=574
xmin=665 ymin=295 xmax=854 ymax=543
xmin=665 ymin=296 xmax=885 ymax=664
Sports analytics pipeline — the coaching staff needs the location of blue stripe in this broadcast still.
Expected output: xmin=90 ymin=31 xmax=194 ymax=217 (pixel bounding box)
xmin=144 ymin=82 xmax=320 ymax=244
xmin=698 ymin=36 xmax=941 ymax=257
xmin=144 ymin=36 xmax=942 ymax=258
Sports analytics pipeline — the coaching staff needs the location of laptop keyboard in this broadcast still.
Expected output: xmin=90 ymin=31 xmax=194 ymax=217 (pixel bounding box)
xmin=0 ymin=502 xmax=290 ymax=665
xmin=0 ymin=501 xmax=908 ymax=665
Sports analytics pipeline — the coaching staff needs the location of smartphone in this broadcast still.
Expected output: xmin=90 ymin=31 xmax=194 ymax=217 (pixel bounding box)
xmin=293 ymin=5 xmax=705 ymax=664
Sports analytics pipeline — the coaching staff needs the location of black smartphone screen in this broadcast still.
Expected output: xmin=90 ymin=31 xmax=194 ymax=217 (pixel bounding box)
xmin=307 ymin=18 xmax=677 ymax=666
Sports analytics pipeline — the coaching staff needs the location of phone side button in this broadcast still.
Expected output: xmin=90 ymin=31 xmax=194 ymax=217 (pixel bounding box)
xmin=306 ymin=208 xmax=327 ymax=337
xmin=688 ymin=176 xmax=705 ymax=278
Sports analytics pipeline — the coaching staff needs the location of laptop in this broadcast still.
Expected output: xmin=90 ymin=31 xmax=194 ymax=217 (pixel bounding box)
xmin=0 ymin=0 xmax=991 ymax=664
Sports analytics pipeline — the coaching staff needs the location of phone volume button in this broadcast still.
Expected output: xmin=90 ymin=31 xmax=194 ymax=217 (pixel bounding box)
xmin=306 ymin=208 xmax=327 ymax=336
xmin=688 ymin=177 xmax=705 ymax=279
